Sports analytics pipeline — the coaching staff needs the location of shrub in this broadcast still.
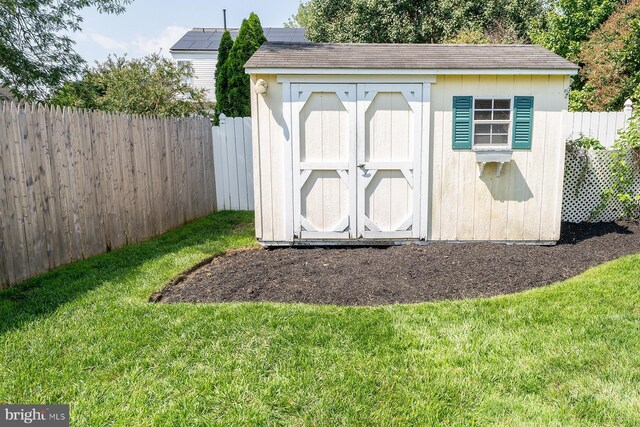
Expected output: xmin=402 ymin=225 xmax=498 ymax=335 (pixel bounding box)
xmin=50 ymin=54 xmax=211 ymax=117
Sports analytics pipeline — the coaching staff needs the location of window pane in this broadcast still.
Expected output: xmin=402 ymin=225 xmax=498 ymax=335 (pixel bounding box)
xmin=492 ymin=134 xmax=508 ymax=144
xmin=475 ymin=99 xmax=492 ymax=109
xmin=494 ymin=99 xmax=511 ymax=109
xmin=491 ymin=123 xmax=509 ymax=134
xmin=493 ymin=110 xmax=510 ymax=120
xmin=475 ymin=124 xmax=491 ymax=133
xmin=474 ymin=111 xmax=492 ymax=120
xmin=475 ymin=135 xmax=491 ymax=145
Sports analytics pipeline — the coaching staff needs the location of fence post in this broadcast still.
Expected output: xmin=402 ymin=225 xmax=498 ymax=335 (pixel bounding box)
xmin=218 ymin=113 xmax=231 ymax=210
xmin=624 ymin=99 xmax=633 ymax=121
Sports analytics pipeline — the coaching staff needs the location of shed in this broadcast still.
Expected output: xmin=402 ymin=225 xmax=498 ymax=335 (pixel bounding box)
xmin=244 ymin=42 xmax=579 ymax=245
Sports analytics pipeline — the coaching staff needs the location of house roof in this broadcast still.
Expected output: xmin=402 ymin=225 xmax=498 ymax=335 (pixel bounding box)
xmin=245 ymin=42 xmax=580 ymax=72
xmin=170 ymin=28 xmax=308 ymax=52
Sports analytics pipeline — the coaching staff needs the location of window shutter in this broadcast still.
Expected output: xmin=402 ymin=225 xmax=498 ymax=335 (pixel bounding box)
xmin=452 ymin=96 xmax=473 ymax=149
xmin=512 ymin=96 xmax=534 ymax=149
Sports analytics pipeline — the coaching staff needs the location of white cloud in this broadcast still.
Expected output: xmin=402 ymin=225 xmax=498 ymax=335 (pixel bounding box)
xmin=131 ymin=25 xmax=189 ymax=57
xmin=74 ymin=26 xmax=189 ymax=63
xmin=89 ymin=33 xmax=128 ymax=51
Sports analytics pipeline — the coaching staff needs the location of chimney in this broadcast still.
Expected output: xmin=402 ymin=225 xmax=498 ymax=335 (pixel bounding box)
xmin=223 ymin=9 xmax=227 ymax=31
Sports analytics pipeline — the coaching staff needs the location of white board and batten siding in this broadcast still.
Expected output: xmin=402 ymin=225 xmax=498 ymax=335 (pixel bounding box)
xmin=250 ymin=73 xmax=571 ymax=244
xmin=430 ymin=74 xmax=569 ymax=242
xmin=212 ymin=115 xmax=254 ymax=210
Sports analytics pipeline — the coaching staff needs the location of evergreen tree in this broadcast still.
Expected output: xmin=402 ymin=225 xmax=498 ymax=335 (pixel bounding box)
xmin=213 ymin=30 xmax=234 ymax=124
xmin=222 ymin=13 xmax=267 ymax=117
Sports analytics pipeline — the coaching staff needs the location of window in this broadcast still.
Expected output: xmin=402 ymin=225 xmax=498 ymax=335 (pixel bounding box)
xmin=176 ymin=60 xmax=193 ymax=86
xmin=473 ymin=98 xmax=511 ymax=148
xmin=452 ymin=96 xmax=533 ymax=151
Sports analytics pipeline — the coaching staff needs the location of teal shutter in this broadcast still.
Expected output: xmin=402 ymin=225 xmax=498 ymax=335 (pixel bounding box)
xmin=512 ymin=96 xmax=534 ymax=149
xmin=452 ymin=96 xmax=473 ymax=149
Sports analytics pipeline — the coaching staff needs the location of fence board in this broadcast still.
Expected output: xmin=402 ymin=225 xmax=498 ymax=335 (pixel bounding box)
xmin=243 ymin=117 xmax=254 ymax=210
xmin=0 ymin=103 xmax=217 ymax=289
xmin=212 ymin=126 xmax=225 ymax=210
xmin=40 ymin=105 xmax=62 ymax=268
xmin=566 ymin=109 xmax=630 ymax=148
xmin=212 ymin=116 xmax=253 ymax=210
xmin=0 ymin=104 xmax=14 ymax=286
xmin=24 ymin=104 xmax=49 ymax=274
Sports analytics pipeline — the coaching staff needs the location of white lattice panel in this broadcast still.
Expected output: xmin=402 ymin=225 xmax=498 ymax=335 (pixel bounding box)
xmin=562 ymin=150 xmax=640 ymax=223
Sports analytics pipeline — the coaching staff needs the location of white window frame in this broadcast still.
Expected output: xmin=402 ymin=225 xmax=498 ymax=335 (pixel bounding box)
xmin=176 ymin=60 xmax=193 ymax=86
xmin=472 ymin=96 xmax=513 ymax=151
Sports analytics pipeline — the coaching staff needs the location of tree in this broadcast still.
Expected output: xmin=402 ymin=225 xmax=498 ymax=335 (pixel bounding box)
xmin=284 ymin=2 xmax=312 ymax=28
xmin=528 ymin=0 xmax=619 ymax=61
xmin=298 ymin=0 xmax=544 ymax=44
xmin=221 ymin=13 xmax=266 ymax=118
xmin=0 ymin=0 xmax=131 ymax=101
xmin=575 ymin=0 xmax=640 ymax=110
xmin=213 ymin=30 xmax=234 ymax=125
xmin=50 ymin=53 xmax=212 ymax=118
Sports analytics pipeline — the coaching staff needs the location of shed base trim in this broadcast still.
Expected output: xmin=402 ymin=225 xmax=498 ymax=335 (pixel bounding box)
xmin=258 ymin=239 xmax=558 ymax=247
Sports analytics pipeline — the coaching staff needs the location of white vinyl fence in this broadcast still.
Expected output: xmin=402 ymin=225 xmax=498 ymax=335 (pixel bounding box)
xmin=565 ymin=99 xmax=633 ymax=148
xmin=212 ymin=114 xmax=254 ymax=210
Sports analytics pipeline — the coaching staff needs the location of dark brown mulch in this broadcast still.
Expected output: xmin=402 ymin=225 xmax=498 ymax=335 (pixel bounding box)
xmin=150 ymin=221 xmax=640 ymax=306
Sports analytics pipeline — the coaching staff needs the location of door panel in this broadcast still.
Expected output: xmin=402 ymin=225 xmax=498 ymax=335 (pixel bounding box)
xmin=300 ymin=92 xmax=349 ymax=162
xmin=365 ymin=92 xmax=413 ymax=162
xmin=364 ymin=170 xmax=413 ymax=232
xmin=292 ymin=84 xmax=357 ymax=239
xmin=301 ymin=171 xmax=349 ymax=236
xmin=357 ymin=84 xmax=422 ymax=239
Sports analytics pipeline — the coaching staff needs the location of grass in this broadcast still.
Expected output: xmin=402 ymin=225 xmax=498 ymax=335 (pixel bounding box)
xmin=0 ymin=211 xmax=639 ymax=426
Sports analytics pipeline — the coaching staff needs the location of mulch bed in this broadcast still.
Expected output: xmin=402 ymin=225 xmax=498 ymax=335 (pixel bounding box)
xmin=150 ymin=221 xmax=640 ymax=306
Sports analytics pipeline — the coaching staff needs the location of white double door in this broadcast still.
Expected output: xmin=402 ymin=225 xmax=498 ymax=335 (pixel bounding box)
xmin=292 ymin=83 xmax=423 ymax=240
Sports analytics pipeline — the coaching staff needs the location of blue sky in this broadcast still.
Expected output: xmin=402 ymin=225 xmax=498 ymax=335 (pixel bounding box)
xmin=71 ymin=0 xmax=302 ymax=64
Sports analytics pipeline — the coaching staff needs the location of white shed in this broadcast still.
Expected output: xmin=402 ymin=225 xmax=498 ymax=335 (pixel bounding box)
xmin=244 ymin=43 xmax=579 ymax=245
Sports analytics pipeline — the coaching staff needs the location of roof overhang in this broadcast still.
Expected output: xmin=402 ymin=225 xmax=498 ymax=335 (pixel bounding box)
xmin=246 ymin=67 xmax=578 ymax=76
xmin=170 ymin=49 xmax=216 ymax=54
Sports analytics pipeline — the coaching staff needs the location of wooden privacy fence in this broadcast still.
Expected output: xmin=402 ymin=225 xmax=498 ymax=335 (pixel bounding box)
xmin=212 ymin=114 xmax=254 ymax=210
xmin=0 ymin=102 xmax=216 ymax=289
xmin=565 ymin=99 xmax=633 ymax=148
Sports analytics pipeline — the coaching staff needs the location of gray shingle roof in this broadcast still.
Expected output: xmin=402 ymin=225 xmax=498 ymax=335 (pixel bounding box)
xmin=245 ymin=42 xmax=580 ymax=71
xmin=170 ymin=28 xmax=308 ymax=52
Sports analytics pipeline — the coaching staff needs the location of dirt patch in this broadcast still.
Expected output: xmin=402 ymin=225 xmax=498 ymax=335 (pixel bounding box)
xmin=151 ymin=221 xmax=640 ymax=306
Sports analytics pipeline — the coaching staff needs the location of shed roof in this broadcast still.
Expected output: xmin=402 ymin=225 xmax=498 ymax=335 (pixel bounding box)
xmin=170 ymin=28 xmax=308 ymax=52
xmin=245 ymin=42 xmax=580 ymax=72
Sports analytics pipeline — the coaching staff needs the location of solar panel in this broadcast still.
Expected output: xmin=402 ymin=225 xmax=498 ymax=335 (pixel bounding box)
xmin=170 ymin=27 xmax=308 ymax=51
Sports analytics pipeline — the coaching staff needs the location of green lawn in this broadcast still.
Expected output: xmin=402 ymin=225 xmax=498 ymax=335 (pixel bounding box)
xmin=0 ymin=211 xmax=638 ymax=426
